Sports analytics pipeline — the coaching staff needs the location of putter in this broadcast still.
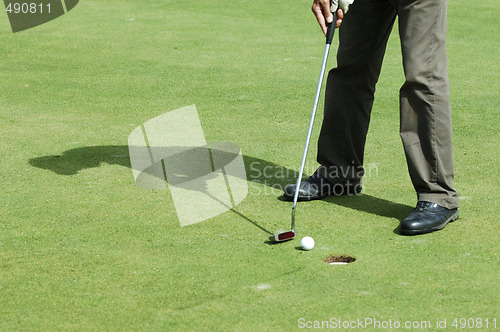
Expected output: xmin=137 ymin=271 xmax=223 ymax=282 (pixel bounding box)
xmin=271 ymin=13 xmax=338 ymax=243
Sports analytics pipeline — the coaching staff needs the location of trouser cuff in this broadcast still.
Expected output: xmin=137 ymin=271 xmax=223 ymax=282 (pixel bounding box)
xmin=417 ymin=193 xmax=459 ymax=210
xmin=316 ymin=165 xmax=364 ymax=183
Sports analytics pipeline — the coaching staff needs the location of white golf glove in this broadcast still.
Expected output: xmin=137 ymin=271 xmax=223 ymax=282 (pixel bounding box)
xmin=331 ymin=0 xmax=354 ymax=14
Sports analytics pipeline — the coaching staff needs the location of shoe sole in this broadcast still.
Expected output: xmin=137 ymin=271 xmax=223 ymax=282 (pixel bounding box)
xmin=282 ymin=186 xmax=362 ymax=202
xmin=283 ymin=193 xmax=328 ymax=202
xmin=400 ymin=210 xmax=460 ymax=236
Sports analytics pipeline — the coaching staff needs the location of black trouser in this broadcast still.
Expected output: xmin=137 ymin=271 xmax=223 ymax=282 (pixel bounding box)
xmin=317 ymin=0 xmax=459 ymax=209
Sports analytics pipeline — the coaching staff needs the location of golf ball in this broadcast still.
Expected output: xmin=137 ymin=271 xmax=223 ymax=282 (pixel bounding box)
xmin=300 ymin=236 xmax=315 ymax=250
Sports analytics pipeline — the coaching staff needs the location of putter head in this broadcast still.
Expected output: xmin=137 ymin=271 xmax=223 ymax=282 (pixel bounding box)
xmin=269 ymin=230 xmax=296 ymax=242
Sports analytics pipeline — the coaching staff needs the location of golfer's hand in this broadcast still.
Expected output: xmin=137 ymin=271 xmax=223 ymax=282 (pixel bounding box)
xmin=332 ymin=0 xmax=354 ymax=15
xmin=312 ymin=0 xmax=350 ymax=35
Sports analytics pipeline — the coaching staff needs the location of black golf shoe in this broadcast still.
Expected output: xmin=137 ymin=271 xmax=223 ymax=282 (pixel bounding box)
xmin=400 ymin=201 xmax=459 ymax=235
xmin=283 ymin=170 xmax=362 ymax=201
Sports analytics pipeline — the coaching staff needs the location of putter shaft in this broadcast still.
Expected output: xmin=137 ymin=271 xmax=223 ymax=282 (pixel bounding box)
xmin=290 ymin=15 xmax=337 ymax=231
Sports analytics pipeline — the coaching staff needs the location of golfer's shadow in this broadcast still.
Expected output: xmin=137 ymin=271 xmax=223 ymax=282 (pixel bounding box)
xmin=28 ymin=145 xmax=412 ymax=234
xmin=29 ymin=144 xmax=280 ymax=235
xmin=324 ymin=195 xmax=413 ymax=232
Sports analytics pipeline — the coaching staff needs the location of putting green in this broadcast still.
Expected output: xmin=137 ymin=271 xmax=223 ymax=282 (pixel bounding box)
xmin=1 ymin=0 xmax=498 ymax=330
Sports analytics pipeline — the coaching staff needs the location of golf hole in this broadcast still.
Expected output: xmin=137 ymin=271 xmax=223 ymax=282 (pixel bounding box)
xmin=324 ymin=255 xmax=356 ymax=265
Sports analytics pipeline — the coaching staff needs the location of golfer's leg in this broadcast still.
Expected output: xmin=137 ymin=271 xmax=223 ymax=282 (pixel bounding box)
xmin=398 ymin=0 xmax=459 ymax=209
xmin=317 ymin=0 xmax=396 ymax=182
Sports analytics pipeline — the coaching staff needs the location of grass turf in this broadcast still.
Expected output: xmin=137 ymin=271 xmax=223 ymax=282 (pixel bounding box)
xmin=0 ymin=0 xmax=499 ymax=330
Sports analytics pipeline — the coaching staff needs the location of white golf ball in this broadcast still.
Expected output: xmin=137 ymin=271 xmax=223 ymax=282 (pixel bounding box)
xmin=300 ymin=236 xmax=315 ymax=250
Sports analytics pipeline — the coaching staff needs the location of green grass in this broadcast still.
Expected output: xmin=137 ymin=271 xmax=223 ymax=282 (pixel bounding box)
xmin=1 ymin=0 xmax=499 ymax=330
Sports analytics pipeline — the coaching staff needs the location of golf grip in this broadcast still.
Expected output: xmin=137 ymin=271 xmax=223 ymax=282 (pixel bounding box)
xmin=290 ymin=12 xmax=338 ymax=231
xmin=325 ymin=12 xmax=337 ymax=45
